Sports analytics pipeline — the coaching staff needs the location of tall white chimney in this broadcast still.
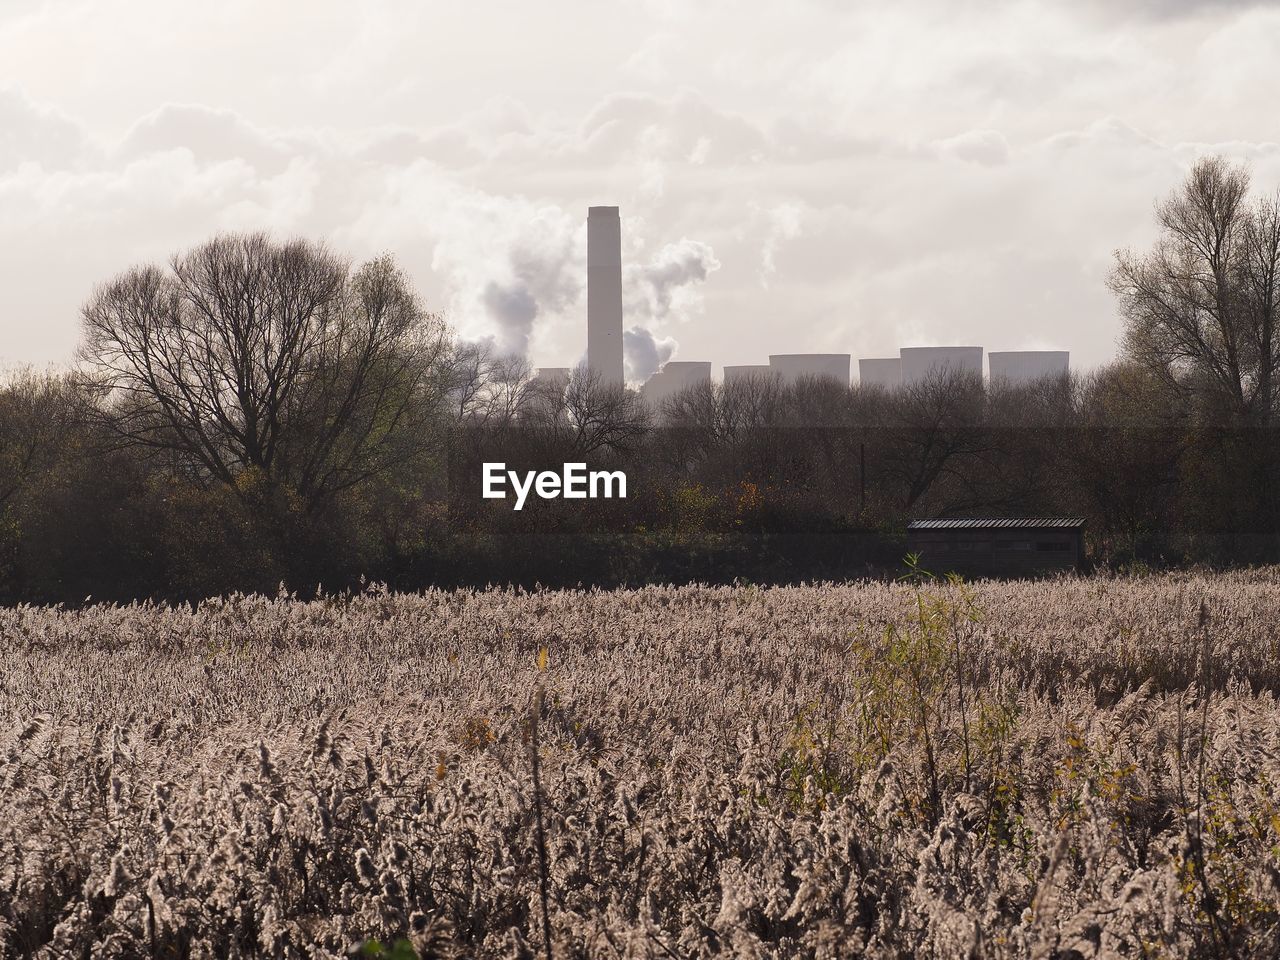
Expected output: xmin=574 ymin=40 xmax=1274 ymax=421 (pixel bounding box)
xmin=587 ymin=206 xmax=624 ymax=387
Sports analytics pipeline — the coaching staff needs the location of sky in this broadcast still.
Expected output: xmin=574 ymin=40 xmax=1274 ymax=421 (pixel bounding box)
xmin=3 ymin=0 xmax=1280 ymax=381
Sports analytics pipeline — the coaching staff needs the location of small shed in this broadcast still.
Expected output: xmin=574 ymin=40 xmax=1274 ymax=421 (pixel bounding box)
xmin=906 ymin=518 xmax=1085 ymax=577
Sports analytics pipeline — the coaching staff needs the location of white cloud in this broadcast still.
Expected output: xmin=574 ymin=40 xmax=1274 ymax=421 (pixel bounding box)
xmin=755 ymin=202 xmax=803 ymax=287
xmin=117 ymin=104 xmax=301 ymax=172
xmin=4 ymin=0 xmax=1280 ymax=377
xmin=626 ymin=238 xmax=721 ymax=323
xmin=0 ymin=87 xmax=91 ymax=171
xmin=932 ymin=129 xmax=1011 ymax=167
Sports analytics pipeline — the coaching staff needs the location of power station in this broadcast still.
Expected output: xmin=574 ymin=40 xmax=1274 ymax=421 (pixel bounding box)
xmin=722 ymin=364 xmax=776 ymax=385
xmin=586 ymin=206 xmax=624 ymax=388
xmin=640 ymin=361 xmax=711 ymax=410
xmin=540 ymin=206 xmax=1072 ymax=403
xmin=768 ymin=354 xmax=851 ymax=386
xmin=899 ymin=346 xmax=984 ymax=385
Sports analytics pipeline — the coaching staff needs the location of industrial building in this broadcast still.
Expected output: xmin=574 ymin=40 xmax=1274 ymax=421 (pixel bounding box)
xmin=899 ymin=346 xmax=984 ymax=385
xmin=532 ymin=366 xmax=571 ymax=386
xmin=639 ymin=361 xmax=711 ymax=411
xmin=858 ymin=358 xmax=901 ymax=389
xmin=988 ymin=351 xmax=1070 ymax=385
xmin=552 ymin=206 xmax=1075 ymax=404
xmin=906 ymin=518 xmax=1085 ymax=577
xmin=586 ymin=207 xmax=624 ymax=388
xmin=768 ymin=354 xmax=850 ymax=386
xmin=722 ymin=365 xmax=777 ymax=385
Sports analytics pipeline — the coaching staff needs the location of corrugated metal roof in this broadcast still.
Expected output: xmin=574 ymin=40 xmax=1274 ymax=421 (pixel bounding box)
xmin=907 ymin=517 xmax=1085 ymax=530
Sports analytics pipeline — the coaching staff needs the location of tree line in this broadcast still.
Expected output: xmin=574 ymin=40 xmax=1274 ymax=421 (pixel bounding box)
xmin=2 ymin=157 xmax=1279 ymax=602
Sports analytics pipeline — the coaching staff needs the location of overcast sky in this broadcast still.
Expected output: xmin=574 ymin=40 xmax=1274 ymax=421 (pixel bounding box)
xmin=3 ymin=0 xmax=1280 ymax=379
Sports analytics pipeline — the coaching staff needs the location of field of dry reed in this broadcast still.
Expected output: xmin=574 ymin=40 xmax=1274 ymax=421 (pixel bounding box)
xmin=2 ymin=571 xmax=1279 ymax=958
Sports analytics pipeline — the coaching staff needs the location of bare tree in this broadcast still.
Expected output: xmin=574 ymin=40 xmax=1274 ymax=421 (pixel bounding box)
xmin=1070 ymin=363 xmax=1187 ymax=559
xmin=715 ymin=371 xmax=785 ymax=444
xmin=880 ymin=368 xmax=988 ymax=512
xmin=560 ymin=366 xmax=650 ymax=456
xmin=446 ymin=340 xmax=535 ymax=431
xmin=1111 ymin=156 xmax=1280 ymax=426
xmin=445 ymin=341 xmax=492 ymax=424
xmin=779 ymin=375 xmax=852 ymax=429
xmin=0 ymin=369 xmax=82 ymax=510
xmin=657 ymin=380 xmax=721 ymax=468
xmin=79 ymin=233 xmax=450 ymax=514
xmin=519 ymin=367 xmax=571 ymax=427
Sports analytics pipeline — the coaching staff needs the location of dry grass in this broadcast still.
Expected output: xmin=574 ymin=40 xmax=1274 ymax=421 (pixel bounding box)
xmin=2 ymin=571 xmax=1279 ymax=957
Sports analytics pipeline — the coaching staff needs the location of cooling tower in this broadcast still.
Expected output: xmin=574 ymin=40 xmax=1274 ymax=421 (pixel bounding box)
xmin=640 ymin=361 xmax=712 ymax=412
xmin=858 ymin=358 xmax=901 ymax=389
xmin=722 ymin=364 xmax=777 ymax=385
xmin=532 ymin=366 xmax=571 ymax=387
xmin=587 ymin=207 xmax=624 ymax=388
xmin=988 ymin=351 xmax=1069 ymax=385
xmin=768 ymin=354 xmax=851 ymax=386
xmin=899 ymin=346 xmax=983 ymax=385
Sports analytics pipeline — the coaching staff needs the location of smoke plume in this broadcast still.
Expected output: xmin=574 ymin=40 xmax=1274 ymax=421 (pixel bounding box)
xmin=623 ymin=325 xmax=678 ymax=383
